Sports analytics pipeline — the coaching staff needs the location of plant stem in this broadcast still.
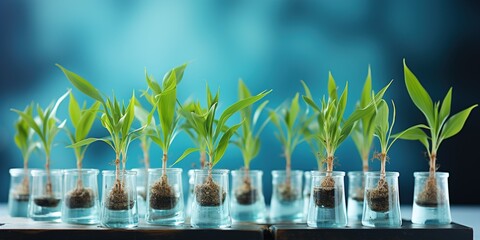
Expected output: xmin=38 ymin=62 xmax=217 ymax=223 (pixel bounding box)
xmin=45 ymin=155 xmax=53 ymax=196
xmin=285 ymin=149 xmax=291 ymax=187
xmin=326 ymin=155 xmax=334 ymax=173
xmin=362 ymin=153 xmax=369 ymax=172
xmin=22 ymin=158 xmax=29 ymax=192
xmin=114 ymin=152 xmax=122 ymax=192
xmin=141 ymin=141 xmax=150 ymax=170
xmin=161 ymin=152 xmax=168 ymax=180
xmin=243 ymin=165 xmax=251 ymax=185
xmin=380 ymin=152 xmax=387 ymax=179
xmin=200 ymin=150 xmax=206 ymax=169
xmin=76 ymin=159 xmax=83 ymax=189
xmin=429 ymin=152 xmax=437 ymax=177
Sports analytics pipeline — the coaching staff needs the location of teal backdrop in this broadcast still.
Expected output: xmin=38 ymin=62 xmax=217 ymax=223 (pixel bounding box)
xmin=1 ymin=0 xmax=479 ymax=204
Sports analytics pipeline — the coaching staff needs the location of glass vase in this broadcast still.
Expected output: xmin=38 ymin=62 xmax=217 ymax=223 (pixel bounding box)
xmin=190 ymin=169 xmax=230 ymax=228
xmin=306 ymin=171 xmax=347 ymax=227
xmin=146 ymin=168 xmax=184 ymax=225
xmin=185 ymin=169 xmax=195 ymax=218
xmin=132 ymin=168 xmax=147 ymax=218
xmin=100 ymin=170 xmax=138 ymax=228
xmin=29 ymin=169 xmax=63 ymax=221
xmin=8 ymin=168 xmax=32 ymax=217
xmin=303 ymin=171 xmax=312 ymax=222
xmin=347 ymin=171 xmax=365 ymax=223
xmin=411 ymin=172 xmax=451 ymax=225
xmin=61 ymin=169 xmax=99 ymax=224
xmin=230 ymin=170 xmax=266 ymax=223
xmin=270 ymin=170 xmax=303 ymax=223
xmin=362 ymin=172 xmax=401 ymax=227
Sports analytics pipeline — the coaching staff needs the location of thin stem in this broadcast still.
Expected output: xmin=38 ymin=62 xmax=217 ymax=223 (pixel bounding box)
xmin=200 ymin=150 xmax=206 ymax=169
xmin=76 ymin=158 xmax=83 ymax=189
xmin=362 ymin=152 xmax=369 ymax=172
xmin=326 ymin=155 xmax=334 ymax=173
xmin=114 ymin=152 xmax=122 ymax=191
xmin=22 ymin=158 xmax=29 ymax=192
xmin=429 ymin=152 xmax=437 ymax=178
xmin=380 ymin=153 xmax=386 ymax=177
xmin=162 ymin=152 xmax=168 ymax=178
xmin=285 ymin=149 xmax=291 ymax=187
xmin=141 ymin=141 xmax=150 ymax=170
xmin=243 ymin=165 xmax=251 ymax=184
xmin=45 ymin=155 xmax=52 ymax=196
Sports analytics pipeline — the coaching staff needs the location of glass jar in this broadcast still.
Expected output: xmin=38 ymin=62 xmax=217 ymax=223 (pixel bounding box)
xmin=100 ymin=170 xmax=138 ymax=228
xmin=29 ymin=169 xmax=63 ymax=221
xmin=303 ymin=171 xmax=312 ymax=222
xmin=190 ymin=169 xmax=230 ymax=228
xmin=61 ymin=169 xmax=99 ymax=224
xmin=8 ymin=168 xmax=32 ymax=217
xmin=270 ymin=170 xmax=303 ymax=223
xmin=347 ymin=171 xmax=365 ymax=223
xmin=411 ymin=172 xmax=451 ymax=225
xmin=132 ymin=168 xmax=147 ymax=218
xmin=230 ymin=170 xmax=266 ymax=223
xmin=185 ymin=169 xmax=195 ymax=218
xmin=306 ymin=171 xmax=347 ymax=227
xmin=362 ymin=172 xmax=401 ymax=227
xmin=146 ymin=168 xmax=184 ymax=225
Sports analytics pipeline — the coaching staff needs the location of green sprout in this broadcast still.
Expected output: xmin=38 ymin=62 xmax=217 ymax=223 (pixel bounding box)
xmin=58 ymin=64 xmax=143 ymax=209
xmin=180 ymin=84 xmax=270 ymax=206
xmin=179 ymin=101 xmax=208 ymax=169
xmin=12 ymin=103 xmax=39 ymax=196
xmin=397 ymin=60 xmax=477 ymax=205
xmin=12 ymin=91 xmax=69 ymax=197
xmin=133 ymin=101 xmax=153 ymax=170
xmin=351 ymin=67 xmax=377 ymax=172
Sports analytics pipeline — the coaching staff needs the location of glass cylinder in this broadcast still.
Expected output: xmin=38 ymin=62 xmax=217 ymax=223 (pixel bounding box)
xmin=29 ymin=169 xmax=63 ymax=221
xmin=303 ymin=171 xmax=312 ymax=222
xmin=190 ymin=169 xmax=230 ymax=228
xmin=185 ymin=169 xmax=195 ymax=218
xmin=61 ymin=169 xmax=99 ymax=224
xmin=132 ymin=168 xmax=147 ymax=218
xmin=347 ymin=171 xmax=365 ymax=223
xmin=230 ymin=170 xmax=266 ymax=223
xmin=270 ymin=170 xmax=303 ymax=223
xmin=100 ymin=170 xmax=138 ymax=228
xmin=307 ymin=171 xmax=347 ymax=227
xmin=146 ymin=168 xmax=184 ymax=225
xmin=362 ymin=172 xmax=401 ymax=227
xmin=412 ymin=172 xmax=451 ymax=225
xmin=8 ymin=168 xmax=32 ymax=217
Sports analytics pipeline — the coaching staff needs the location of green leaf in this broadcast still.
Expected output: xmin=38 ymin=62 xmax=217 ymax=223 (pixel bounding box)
xmin=287 ymin=93 xmax=300 ymax=129
xmin=163 ymin=63 xmax=187 ymax=85
xmin=69 ymin=92 xmax=81 ymax=128
xmin=440 ymin=104 xmax=478 ymax=140
xmin=158 ymin=74 xmax=177 ymax=147
xmin=301 ymin=80 xmax=313 ymax=100
xmin=328 ymin=72 xmax=337 ymax=101
xmin=439 ymin=88 xmax=452 ymax=128
xmin=302 ymin=96 xmax=321 ymax=112
xmin=392 ymin=124 xmax=430 ymax=151
xmin=57 ymin=64 xmax=104 ymax=104
xmin=403 ymin=60 xmax=434 ymax=126
xmin=75 ymin=102 xmax=100 ymax=141
xmin=68 ymin=137 xmax=113 ymax=150
xmin=253 ymin=100 xmax=269 ymax=126
xmin=360 ymin=66 xmax=372 ymax=108
xmin=171 ymin=148 xmax=199 ymax=166
xmin=213 ymin=122 xmax=242 ymax=166
xmin=336 ymin=83 xmax=348 ymax=126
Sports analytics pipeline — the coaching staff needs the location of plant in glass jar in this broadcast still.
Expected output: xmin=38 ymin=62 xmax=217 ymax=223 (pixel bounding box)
xmin=133 ymin=101 xmax=153 ymax=202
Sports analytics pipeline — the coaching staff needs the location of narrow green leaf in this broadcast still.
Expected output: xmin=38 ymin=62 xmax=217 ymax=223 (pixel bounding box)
xmin=441 ymin=104 xmax=478 ymax=140
xmin=403 ymin=60 xmax=434 ymax=126
xmin=213 ymin=122 xmax=242 ymax=166
xmin=360 ymin=66 xmax=372 ymax=108
xmin=171 ymin=148 xmax=199 ymax=166
xmin=328 ymin=72 xmax=337 ymax=101
xmin=439 ymin=88 xmax=452 ymax=127
xmin=69 ymin=92 xmax=81 ymax=128
xmin=302 ymin=96 xmax=321 ymax=112
xmin=57 ymin=64 xmax=104 ymax=104
xmin=287 ymin=93 xmax=300 ymax=129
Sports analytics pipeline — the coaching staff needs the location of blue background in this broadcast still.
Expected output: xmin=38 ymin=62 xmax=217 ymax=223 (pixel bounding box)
xmin=1 ymin=0 xmax=479 ymax=204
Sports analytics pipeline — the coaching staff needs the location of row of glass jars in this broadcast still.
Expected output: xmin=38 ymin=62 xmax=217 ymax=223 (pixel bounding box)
xmin=8 ymin=168 xmax=451 ymax=228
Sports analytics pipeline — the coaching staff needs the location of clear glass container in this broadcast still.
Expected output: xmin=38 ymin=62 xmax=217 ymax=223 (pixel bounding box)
xmin=62 ymin=169 xmax=99 ymax=224
xmin=146 ymin=168 xmax=184 ymax=225
xmin=307 ymin=171 xmax=347 ymax=227
xmin=132 ymin=168 xmax=147 ymax=218
xmin=8 ymin=168 xmax=32 ymax=217
xmin=100 ymin=170 xmax=138 ymax=228
xmin=270 ymin=170 xmax=303 ymax=223
xmin=29 ymin=169 xmax=63 ymax=221
xmin=303 ymin=171 xmax=312 ymax=222
xmin=230 ymin=170 xmax=266 ymax=223
xmin=185 ymin=169 xmax=195 ymax=218
xmin=412 ymin=172 xmax=451 ymax=225
xmin=362 ymin=172 xmax=401 ymax=227
xmin=347 ymin=171 xmax=365 ymax=223
xmin=190 ymin=169 xmax=230 ymax=228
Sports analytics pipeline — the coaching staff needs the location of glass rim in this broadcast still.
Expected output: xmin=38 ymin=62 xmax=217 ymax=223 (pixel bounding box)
xmin=62 ymin=168 xmax=99 ymax=174
xmin=365 ymin=171 xmax=399 ymax=177
xmin=413 ymin=171 xmax=449 ymax=177
xmin=192 ymin=169 xmax=229 ymax=174
xmin=311 ymin=171 xmax=345 ymax=177
xmin=231 ymin=169 xmax=263 ymax=175
xmin=271 ymin=170 xmax=303 ymax=176
xmin=102 ymin=170 xmax=137 ymax=176
xmin=147 ymin=168 xmax=183 ymax=173
xmin=31 ymin=169 xmax=63 ymax=176
xmin=9 ymin=168 xmax=38 ymax=175
xmin=347 ymin=171 xmax=366 ymax=176
xmin=131 ymin=168 xmax=147 ymax=172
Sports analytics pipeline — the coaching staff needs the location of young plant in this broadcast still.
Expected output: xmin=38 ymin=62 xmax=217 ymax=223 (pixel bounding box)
xmin=398 ymin=60 xmax=478 ymax=206
xmin=142 ymin=64 xmax=193 ymax=210
xmin=11 ymin=91 xmax=69 ymax=206
xmin=232 ymin=80 xmax=270 ymax=204
xmin=270 ymin=87 xmax=312 ymax=201
xmin=134 ymin=102 xmax=153 ymax=171
xmin=302 ymin=73 xmax=390 ymax=208
xmin=180 ymin=84 xmax=271 ymax=206
xmin=64 ymin=92 xmax=100 ymax=208
xmin=12 ymin=103 xmax=39 ymax=200
xmin=58 ymin=64 xmax=142 ymax=210
xmin=179 ymin=101 xmax=208 ymax=169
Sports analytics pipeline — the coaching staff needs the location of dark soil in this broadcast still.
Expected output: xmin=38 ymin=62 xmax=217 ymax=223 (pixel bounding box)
xmin=34 ymin=196 xmax=60 ymax=207
xmin=65 ymin=187 xmax=94 ymax=209
xmin=235 ymin=180 xmax=258 ymax=205
xmin=351 ymin=187 xmax=365 ymax=202
xmin=415 ymin=177 xmax=442 ymax=207
xmin=314 ymin=176 xmax=336 ymax=208
xmin=367 ymin=178 xmax=390 ymax=212
xmin=149 ymin=177 xmax=178 ymax=210
xmin=277 ymin=183 xmax=300 ymax=203
xmin=195 ymin=177 xmax=226 ymax=206
xmin=105 ymin=185 xmax=134 ymax=210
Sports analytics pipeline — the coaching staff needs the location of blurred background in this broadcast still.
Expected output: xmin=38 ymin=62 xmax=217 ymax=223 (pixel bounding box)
xmin=0 ymin=0 xmax=479 ymax=205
